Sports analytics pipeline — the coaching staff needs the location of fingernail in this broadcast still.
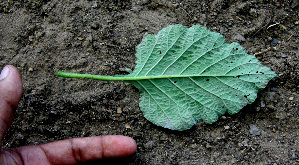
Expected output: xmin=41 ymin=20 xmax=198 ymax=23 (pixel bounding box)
xmin=0 ymin=66 xmax=10 ymax=80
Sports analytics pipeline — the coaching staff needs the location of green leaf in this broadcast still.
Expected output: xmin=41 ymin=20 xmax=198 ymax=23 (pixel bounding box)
xmin=125 ymin=24 xmax=276 ymax=131
xmin=57 ymin=24 xmax=277 ymax=131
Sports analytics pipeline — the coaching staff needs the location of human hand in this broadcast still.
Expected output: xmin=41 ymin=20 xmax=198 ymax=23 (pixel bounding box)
xmin=0 ymin=65 xmax=137 ymax=164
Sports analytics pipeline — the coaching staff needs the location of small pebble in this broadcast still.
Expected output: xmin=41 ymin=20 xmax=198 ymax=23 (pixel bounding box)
xmin=233 ymin=33 xmax=246 ymax=42
xmin=281 ymin=53 xmax=288 ymax=58
xmin=250 ymin=124 xmax=261 ymax=136
xmin=144 ymin=141 xmax=156 ymax=149
xmin=92 ymin=2 xmax=98 ymax=8
xmin=242 ymin=139 xmax=249 ymax=147
xmin=125 ymin=123 xmax=131 ymax=129
xmin=117 ymin=107 xmax=122 ymax=113
xmin=206 ymin=143 xmax=212 ymax=149
xmin=34 ymin=48 xmax=41 ymax=53
xmin=271 ymin=38 xmax=279 ymax=46
xmin=289 ymin=97 xmax=294 ymax=101
xmin=160 ymin=134 xmax=168 ymax=141
xmin=91 ymin=22 xmax=99 ymax=29
xmin=224 ymin=126 xmax=230 ymax=130
xmin=260 ymin=100 xmax=265 ymax=108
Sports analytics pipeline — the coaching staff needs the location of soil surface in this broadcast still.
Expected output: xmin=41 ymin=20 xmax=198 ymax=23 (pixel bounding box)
xmin=1 ymin=0 xmax=298 ymax=164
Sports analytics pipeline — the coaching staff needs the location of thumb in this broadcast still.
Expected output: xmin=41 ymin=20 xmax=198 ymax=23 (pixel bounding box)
xmin=0 ymin=65 xmax=23 ymax=144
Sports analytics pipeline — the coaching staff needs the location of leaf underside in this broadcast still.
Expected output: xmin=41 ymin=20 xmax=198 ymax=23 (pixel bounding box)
xmin=123 ymin=24 xmax=276 ymax=131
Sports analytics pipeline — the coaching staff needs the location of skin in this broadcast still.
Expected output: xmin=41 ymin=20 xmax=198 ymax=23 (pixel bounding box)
xmin=0 ymin=65 xmax=137 ymax=165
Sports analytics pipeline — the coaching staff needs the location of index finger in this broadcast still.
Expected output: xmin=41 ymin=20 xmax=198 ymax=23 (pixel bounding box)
xmin=2 ymin=135 xmax=137 ymax=165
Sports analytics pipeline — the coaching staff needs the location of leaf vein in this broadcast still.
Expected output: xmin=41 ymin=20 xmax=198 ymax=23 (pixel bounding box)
xmin=135 ymin=36 xmax=158 ymax=77
xmin=215 ymin=77 xmax=248 ymax=95
xmin=198 ymin=45 xmax=233 ymax=75
xmin=168 ymin=78 xmax=215 ymax=119
xmin=145 ymin=26 xmax=185 ymax=76
xmin=162 ymin=32 xmax=210 ymax=75
xmin=190 ymin=77 xmax=249 ymax=113
xmin=180 ymin=38 xmax=224 ymax=75
xmin=136 ymin=80 xmax=172 ymax=124
xmin=187 ymin=77 xmax=231 ymax=114
xmin=224 ymin=58 xmax=256 ymax=75
xmin=149 ymin=79 xmax=188 ymax=126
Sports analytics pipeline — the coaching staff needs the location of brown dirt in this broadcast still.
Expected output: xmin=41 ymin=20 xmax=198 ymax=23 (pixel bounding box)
xmin=1 ymin=0 xmax=298 ymax=164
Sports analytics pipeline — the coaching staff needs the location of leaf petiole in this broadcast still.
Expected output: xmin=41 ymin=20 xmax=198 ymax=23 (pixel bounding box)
xmin=56 ymin=71 xmax=224 ymax=81
xmin=57 ymin=71 xmax=126 ymax=81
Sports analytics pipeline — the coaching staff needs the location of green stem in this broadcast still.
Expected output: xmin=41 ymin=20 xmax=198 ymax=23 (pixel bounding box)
xmin=57 ymin=71 xmax=238 ymax=81
xmin=57 ymin=71 xmax=129 ymax=81
xmin=57 ymin=71 xmax=195 ymax=81
xmin=57 ymin=71 xmax=187 ymax=81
